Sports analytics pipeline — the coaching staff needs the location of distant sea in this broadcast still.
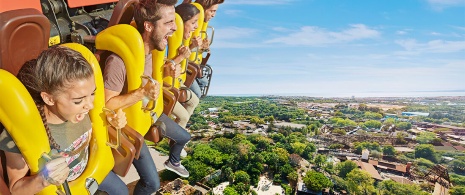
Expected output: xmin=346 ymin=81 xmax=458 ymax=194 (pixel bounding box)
xmin=212 ymin=90 xmax=465 ymax=98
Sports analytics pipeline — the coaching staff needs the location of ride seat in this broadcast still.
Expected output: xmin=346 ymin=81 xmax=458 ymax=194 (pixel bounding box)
xmin=108 ymin=0 xmax=179 ymax=118
xmin=0 ymin=8 xmax=49 ymax=76
xmin=107 ymin=0 xmax=138 ymax=27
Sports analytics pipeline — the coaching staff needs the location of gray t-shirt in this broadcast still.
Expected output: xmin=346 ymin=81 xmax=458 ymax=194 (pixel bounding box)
xmin=0 ymin=115 xmax=92 ymax=181
xmin=103 ymin=53 xmax=153 ymax=94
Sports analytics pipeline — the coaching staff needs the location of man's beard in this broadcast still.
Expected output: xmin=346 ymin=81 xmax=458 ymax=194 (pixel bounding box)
xmin=151 ymin=32 xmax=165 ymax=51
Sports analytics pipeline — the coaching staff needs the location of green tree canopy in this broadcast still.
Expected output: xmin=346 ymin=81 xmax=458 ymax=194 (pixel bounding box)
xmin=450 ymin=186 xmax=465 ymax=195
xmin=273 ymin=147 xmax=290 ymax=165
xmin=331 ymin=118 xmax=357 ymax=127
xmin=314 ymin=154 xmax=327 ymax=168
xmin=302 ymin=143 xmax=316 ymax=160
xmin=354 ymin=142 xmax=381 ymax=154
xmin=450 ymin=173 xmax=465 ymax=186
xmin=383 ymin=145 xmax=396 ymax=156
xmin=397 ymin=122 xmax=412 ymax=130
xmin=192 ymin=144 xmax=224 ymax=166
xmin=383 ymin=118 xmax=396 ymax=126
xmin=223 ymin=186 xmax=239 ymax=195
xmin=364 ymin=120 xmax=382 ymax=129
xmin=416 ymin=132 xmax=437 ymax=144
xmin=233 ymin=170 xmax=250 ymax=185
xmin=346 ymin=169 xmax=376 ymax=195
xmin=364 ymin=111 xmax=383 ymax=120
xmin=291 ymin=142 xmax=306 ymax=155
xmin=336 ymin=160 xmax=358 ymax=178
xmin=415 ymin=144 xmax=437 ymax=163
xmin=211 ymin=137 xmax=234 ymax=154
xmin=287 ymin=171 xmax=299 ymax=188
xmin=378 ymin=179 xmax=429 ymax=195
xmin=450 ymin=159 xmax=465 ymax=174
xmin=302 ymin=171 xmax=332 ymax=192
xmin=183 ymin=159 xmax=213 ymax=183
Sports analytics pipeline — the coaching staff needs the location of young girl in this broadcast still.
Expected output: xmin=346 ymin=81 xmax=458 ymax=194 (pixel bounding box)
xmin=0 ymin=46 xmax=127 ymax=194
xmin=175 ymin=3 xmax=209 ymax=98
xmin=167 ymin=3 xmax=203 ymax=130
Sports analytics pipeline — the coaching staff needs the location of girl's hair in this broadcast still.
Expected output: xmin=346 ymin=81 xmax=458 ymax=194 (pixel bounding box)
xmin=17 ymin=46 xmax=93 ymax=150
xmin=175 ymin=3 xmax=200 ymax=22
xmin=134 ymin=0 xmax=178 ymax=34
xmin=194 ymin=0 xmax=224 ymax=10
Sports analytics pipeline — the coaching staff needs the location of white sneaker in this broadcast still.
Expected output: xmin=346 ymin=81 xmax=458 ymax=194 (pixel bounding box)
xmin=180 ymin=148 xmax=187 ymax=158
xmin=164 ymin=160 xmax=189 ymax=178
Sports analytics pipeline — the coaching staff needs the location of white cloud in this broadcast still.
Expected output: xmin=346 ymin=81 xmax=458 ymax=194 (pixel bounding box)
xmin=224 ymin=9 xmax=242 ymax=16
xmin=225 ymin=0 xmax=297 ymax=5
xmin=212 ymin=27 xmax=262 ymax=48
xmin=396 ymin=30 xmax=407 ymax=35
xmin=212 ymin=41 xmax=261 ymax=49
xmin=215 ymin=27 xmax=258 ymax=40
xmin=272 ymin=27 xmax=291 ymax=32
xmin=396 ymin=39 xmax=465 ymax=53
xmin=452 ymin=26 xmax=465 ymax=31
xmin=265 ymin=24 xmax=380 ymax=46
xmin=426 ymin=0 xmax=465 ymax=11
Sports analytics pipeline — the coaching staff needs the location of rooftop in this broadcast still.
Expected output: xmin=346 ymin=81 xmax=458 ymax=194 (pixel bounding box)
xmin=386 ymin=175 xmax=414 ymax=185
xmin=355 ymin=160 xmax=383 ymax=181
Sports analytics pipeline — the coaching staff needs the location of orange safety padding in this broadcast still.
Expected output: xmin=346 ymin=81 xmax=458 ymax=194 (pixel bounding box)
xmin=0 ymin=0 xmax=42 ymax=13
xmin=67 ymin=0 xmax=118 ymax=8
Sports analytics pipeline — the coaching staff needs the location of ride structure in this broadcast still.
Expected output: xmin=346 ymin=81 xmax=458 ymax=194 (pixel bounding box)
xmin=0 ymin=0 xmax=219 ymax=194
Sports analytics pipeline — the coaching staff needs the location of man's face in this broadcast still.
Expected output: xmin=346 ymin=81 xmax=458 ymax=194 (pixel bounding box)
xmin=150 ymin=5 xmax=177 ymax=51
xmin=204 ymin=4 xmax=219 ymax=22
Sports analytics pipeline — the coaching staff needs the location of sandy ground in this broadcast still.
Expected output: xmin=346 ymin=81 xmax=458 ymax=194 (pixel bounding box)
xmin=211 ymin=176 xmax=284 ymax=195
xmin=367 ymin=103 xmax=405 ymax=111
xmin=212 ymin=182 xmax=229 ymax=195
xmin=250 ymin=176 xmax=284 ymax=195
xmin=274 ymin=122 xmax=306 ymax=128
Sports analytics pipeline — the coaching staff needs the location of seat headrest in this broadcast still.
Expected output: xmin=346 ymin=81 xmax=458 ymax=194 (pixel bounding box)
xmin=0 ymin=8 xmax=50 ymax=75
xmin=107 ymin=0 xmax=138 ymax=27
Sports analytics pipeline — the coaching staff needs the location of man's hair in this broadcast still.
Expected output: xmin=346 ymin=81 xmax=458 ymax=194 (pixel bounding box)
xmin=175 ymin=3 xmax=200 ymax=22
xmin=134 ymin=0 xmax=178 ymax=34
xmin=194 ymin=0 xmax=224 ymax=10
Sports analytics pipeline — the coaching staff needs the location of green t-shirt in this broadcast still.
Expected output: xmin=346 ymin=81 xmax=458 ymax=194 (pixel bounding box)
xmin=0 ymin=115 xmax=92 ymax=181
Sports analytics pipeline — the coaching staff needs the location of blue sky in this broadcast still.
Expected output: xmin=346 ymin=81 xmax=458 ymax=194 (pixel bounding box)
xmin=203 ymin=0 xmax=465 ymax=97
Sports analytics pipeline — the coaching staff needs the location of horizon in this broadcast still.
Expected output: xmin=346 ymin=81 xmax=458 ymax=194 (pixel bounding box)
xmin=202 ymin=0 xmax=465 ymax=96
xmin=208 ymin=90 xmax=465 ymax=98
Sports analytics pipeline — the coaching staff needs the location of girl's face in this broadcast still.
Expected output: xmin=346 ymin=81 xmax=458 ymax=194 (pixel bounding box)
xmin=204 ymin=4 xmax=219 ymax=22
xmin=43 ymin=76 xmax=96 ymax=124
xmin=183 ymin=14 xmax=199 ymax=40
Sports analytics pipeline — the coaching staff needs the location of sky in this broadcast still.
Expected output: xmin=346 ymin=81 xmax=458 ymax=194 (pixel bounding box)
xmin=202 ymin=0 xmax=465 ymax=97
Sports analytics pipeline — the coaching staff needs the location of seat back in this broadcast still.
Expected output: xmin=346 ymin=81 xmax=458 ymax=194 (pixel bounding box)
xmin=0 ymin=8 xmax=55 ymax=194
xmin=107 ymin=0 xmax=138 ymax=27
xmin=0 ymin=70 xmax=57 ymax=194
xmin=166 ymin=13 xmax=184 ymax=88
xmin=95 ymin=24 xmax=152 ymax=135
xmin=95 ymin=25 xmax=151 ymax=175
xmin=0 ymin=8 xmax=49 ymax=76
xmin=61 ymin=43 xmax=116 ymax=193
xmin=188 ymin=3 xmax=205 ymax=65
xmin=151 ymin=49 xmax=167 ymax=119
